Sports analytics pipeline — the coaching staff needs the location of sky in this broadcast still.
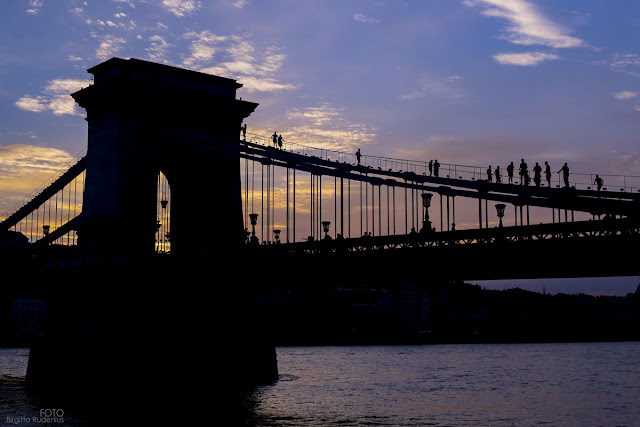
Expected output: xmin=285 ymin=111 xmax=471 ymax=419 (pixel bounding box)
xmin=1 ymin=0 xmax=639 ymax=295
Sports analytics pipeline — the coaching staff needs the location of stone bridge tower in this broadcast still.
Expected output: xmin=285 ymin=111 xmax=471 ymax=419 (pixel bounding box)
xmin=72 ymin=57 xmax=257 ymax=257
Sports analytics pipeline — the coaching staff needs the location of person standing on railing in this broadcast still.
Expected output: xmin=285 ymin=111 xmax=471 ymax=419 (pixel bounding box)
xmin=272 ymin=132 xmax=278 ymax=148
xmin=558 ymin=162 xmax=570 ymax=187
xmin=594 ymin=175 xmax=604 ymax=191
xmin=533 ymin=162 xmax=542 ymax=187
xmin=495 ymin=165 xmax=502 ymax=183
xmin=545 ymin=161 xmax=552 ymax=187
xmin=507 ymin=162 xmax=514 ymax=184
xmin=433 ymin=159 xmax=440 ymax=177
xmin=487 ymin=165 xmax=493 ymax=182
xmin=355 ymin=149 xmax=362 ymax=165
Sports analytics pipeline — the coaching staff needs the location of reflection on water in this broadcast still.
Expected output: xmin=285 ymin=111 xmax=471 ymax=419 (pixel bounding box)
xmin=2 ymin=343 xmax=640 ymax=426
xmin=253 ymin=342 xmax=640 ymax=426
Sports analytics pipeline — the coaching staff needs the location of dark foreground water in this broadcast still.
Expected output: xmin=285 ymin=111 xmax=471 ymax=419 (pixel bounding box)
xmin=2 ymin=342 xmax=640 ymax=426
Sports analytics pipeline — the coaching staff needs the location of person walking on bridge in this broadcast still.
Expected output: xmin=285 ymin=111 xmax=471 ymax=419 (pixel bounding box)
xmin=277 ymin=134 xmax=284 ymax=150
xmin=433 ymin=159 xmax=440 ymax=177
xmin=241 ymin=123 xmax=247 ymax=141
xmin=272 ymin=132 xmax=278 ymax=148
xmin=487 ymin=165 xmax=493 ymax=182
xmin=495 ymin=165 xmax=502 ymax=184
xmin=355 ymin=149 xmax=362 ymax=166
xmin=594 ymin=175 xmax=604 ymax=191
xmin=507 ymin=162 xmax=514 ymax=184
xmin=558 ymin=162 xmax=570 ymax=187
xmin=545 ymin=161 xmax=552 ymax=187
xmin=428 ymin=160 xmax=433 ymax=176
xmin=533 ymin=162 xmax=542 ymax=187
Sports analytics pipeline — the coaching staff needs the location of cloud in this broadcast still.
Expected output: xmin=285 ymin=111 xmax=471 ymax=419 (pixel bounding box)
xmin=608 ymin=53 xmax=640 ymax=78
xmin=113 ymin=0 xmax=135 ymax=7
xmin=15 ymin=79 xmax=91 ymax=116
xmin=184 ymin=33 xmax=300 ymax=92
xmin=160 ymin=0 xmax=202 ymax=17
xmin=182 ymin=30 xmax=228 ymax=66
xmin=0 ymin=145 xmax=75 ymax=208
xmin=26 ymin=0 xmax=43 ymax=14
xmin=281 ymin=103 xmax=377 ymax=152
xmin=400 ymin=75 xmax=464 ymax=99
xmin=492 ymin=51 xmax=559 ymax=66
xmin=613 ymin=91 xmax=639 ymax=100
xmin=354 ymin=14 xmax=380 ymax=24
xmin=146 ymin=35 xmax=172 ymax=62
xmin=95 ymin=34 xmax=127 ymax=60
xmin=234 ymin=77 xmax=299 ymax=93
xmin=465 ymin=0 xmax=585 ymax=48
xmin=233 ymin=0 xmax=248 ymax=8
xmin=15 ymin=96 xmax=47 ymax=113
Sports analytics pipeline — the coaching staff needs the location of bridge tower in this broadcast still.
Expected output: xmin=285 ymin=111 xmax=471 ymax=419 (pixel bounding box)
xmin=26 ymin=59 xmax=275 ymax=419
xmin=72 ymin=57 xmax=257 ymax=256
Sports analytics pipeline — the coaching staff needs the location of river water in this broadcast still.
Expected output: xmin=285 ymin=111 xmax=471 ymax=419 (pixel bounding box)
xmin=1 ymin=343 xmax=639 ymax=426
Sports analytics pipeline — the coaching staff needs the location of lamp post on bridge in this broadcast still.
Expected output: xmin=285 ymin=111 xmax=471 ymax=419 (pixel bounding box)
xmin=273 ymin=229 xmax=281 ymax=244
xmin=321 ymin=221 xmax=331 ymax=240
xmin=249 ymin=213 xmax=259 ymax=245
xmin=495 ymin=203 xmax=506 ymax=228
xmin=421 ymin=193 xmax=433 ymax=233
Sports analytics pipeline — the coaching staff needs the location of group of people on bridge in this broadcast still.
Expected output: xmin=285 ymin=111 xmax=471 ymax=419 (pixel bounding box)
xmin=242 ymin=127 xmax=606 ymax=192
xmin=489 ymin=160 xmax=571 ymax=188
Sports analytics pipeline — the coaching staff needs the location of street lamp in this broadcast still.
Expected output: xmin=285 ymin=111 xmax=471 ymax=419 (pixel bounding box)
xmin=495 ymin=203 xmax=506 ymax=228
xmin=421 ymin=193 xmax=433 ymax=232
xmin=249 ymin=213 xmax=258 ymax=236
xmin=321 ymin=220 xmax=331 ymax=239
xmin=248 ymin=213 xmax=259 ymax=245
xmin=42 ymin=225 xmax=50 ymax=236
xmin=273 ymin=229 xmax=281 ymax=244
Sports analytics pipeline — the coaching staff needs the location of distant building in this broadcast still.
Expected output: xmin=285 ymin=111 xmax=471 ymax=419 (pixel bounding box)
xmin=13 ymin=298 xmax=45 ymax=335
xmin=400 ymin=284 xmax=431 ymax=330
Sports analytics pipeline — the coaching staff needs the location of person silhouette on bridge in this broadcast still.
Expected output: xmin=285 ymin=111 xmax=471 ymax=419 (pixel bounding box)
xmin=594 ymin=175 xmax=604 ymax=191
xmin=433 ymin=159 xmax=440 ymax=177
xmin=507 ymin=162 xmax=514 ymax=184
xmin=428 ymin=160 xmax=433 ymax=176
xmin=487 ymin=165 xmax=493 ymax=182
xmin=495 ymin=165 xmax=502 ymax=184
xmin=519 ymin=159 xmax=528 ymax=185
xmin=533 ymin=162 xmax=542 ymax=187
xmin=356 ymin=149 xmax=362 ymax=165
xmin=241 ymin=123 xmax=247 ymax=141
xmin=558 ymin=162 xmax=570 ymax=187
xmin=545 ymin=161 xmax=552 ymax=187
xmin=277 ymin=134 xmax=284 ymax=149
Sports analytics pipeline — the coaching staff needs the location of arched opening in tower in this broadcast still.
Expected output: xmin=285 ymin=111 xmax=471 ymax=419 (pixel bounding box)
xmin=156 ymin=171 xmax=171 ymax=253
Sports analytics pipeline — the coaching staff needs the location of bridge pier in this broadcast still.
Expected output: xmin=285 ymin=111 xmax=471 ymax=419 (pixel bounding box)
xmin=25 ymin=256 xmax=278 ymax=420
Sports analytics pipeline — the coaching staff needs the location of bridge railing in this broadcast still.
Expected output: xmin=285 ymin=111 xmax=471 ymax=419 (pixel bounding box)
xmin=241 ymin=131 xmax=640 ymax=193
xmin=248 ymin=218 xmax=639 ymax=254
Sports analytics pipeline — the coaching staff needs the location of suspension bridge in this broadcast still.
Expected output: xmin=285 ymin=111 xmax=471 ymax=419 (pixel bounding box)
xmin=1 ymin=57 xmax=639 ymax=411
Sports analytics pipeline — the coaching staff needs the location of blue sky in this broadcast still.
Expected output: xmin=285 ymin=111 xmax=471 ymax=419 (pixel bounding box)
xmin=1 ymin=0 xmax=639 ymax=295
